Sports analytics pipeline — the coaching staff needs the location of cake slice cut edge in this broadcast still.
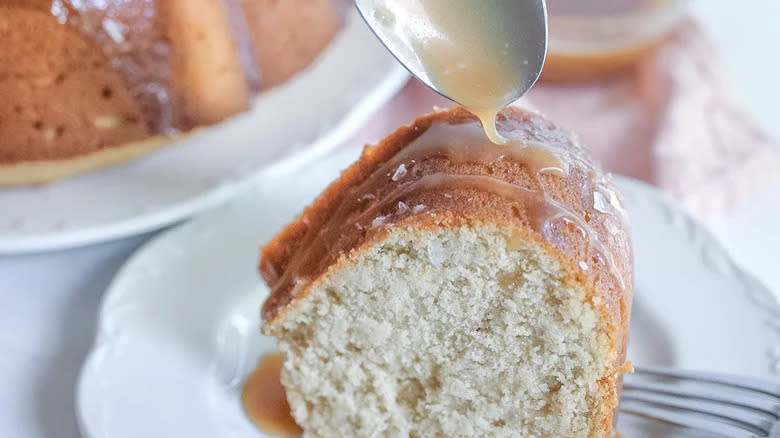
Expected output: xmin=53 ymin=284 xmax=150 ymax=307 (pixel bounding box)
xmin=259 ymin=106 xmax=633 ymax=437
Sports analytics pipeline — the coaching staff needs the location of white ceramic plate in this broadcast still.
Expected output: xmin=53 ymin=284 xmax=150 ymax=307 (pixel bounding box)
xmin=0 ymin=11 xmax=408 ymax=255
xmin=77 ymin=147 xmax=780 ymax=438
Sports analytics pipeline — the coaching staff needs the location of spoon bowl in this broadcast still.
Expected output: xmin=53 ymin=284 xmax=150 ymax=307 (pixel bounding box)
xmin=354 ymin=0 xmax=548 ymax=109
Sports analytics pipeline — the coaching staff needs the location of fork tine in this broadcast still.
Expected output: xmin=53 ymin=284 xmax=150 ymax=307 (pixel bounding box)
xmin=622 ymin=390 xmax=775 ymax=435
xmin=623 ymin=377 xmax=780 ymax=418
xmin=634 ymin=366 xmax=780 ymax=399
xmin=620 ymin=399 xmax=764 ymax=438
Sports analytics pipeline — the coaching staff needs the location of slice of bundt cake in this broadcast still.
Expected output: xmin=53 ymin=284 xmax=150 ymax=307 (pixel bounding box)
xmin=259 ymin=107 xmax=633 ymax=437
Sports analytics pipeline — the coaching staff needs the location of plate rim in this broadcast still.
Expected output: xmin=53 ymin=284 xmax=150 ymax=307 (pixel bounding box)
xmin=75 ymin=173 xmax=780 ymax=438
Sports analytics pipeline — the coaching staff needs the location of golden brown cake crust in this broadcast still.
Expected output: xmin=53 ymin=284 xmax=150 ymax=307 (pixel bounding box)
xmin=0 ymin=0 xmax=341 ymax=184
xmin=259 ymin=107 xmax=633 ymax=434
xmin=0 ymin=7 xmax=150 ymax=165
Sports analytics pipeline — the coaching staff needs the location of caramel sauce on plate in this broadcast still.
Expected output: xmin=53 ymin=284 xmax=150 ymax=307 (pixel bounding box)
xmin=242 ymin=352 xmax=301 ymax=437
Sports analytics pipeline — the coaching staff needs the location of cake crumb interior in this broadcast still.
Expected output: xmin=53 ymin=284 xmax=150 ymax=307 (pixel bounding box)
xmin=269 ymin=224 xmax=613 ymax=438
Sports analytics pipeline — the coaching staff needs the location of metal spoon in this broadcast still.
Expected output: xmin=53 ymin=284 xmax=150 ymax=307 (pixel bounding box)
xmin=354 ymin=0 xmax=548 ymax=112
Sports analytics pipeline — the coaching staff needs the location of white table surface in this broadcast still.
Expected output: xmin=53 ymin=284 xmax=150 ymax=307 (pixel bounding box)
xmin=1 ymin=1 xmax=779 ymax=437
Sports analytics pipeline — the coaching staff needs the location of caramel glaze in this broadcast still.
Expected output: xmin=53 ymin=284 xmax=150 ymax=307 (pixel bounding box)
xmin=403 ymin=0 xmax=541 ymax=144
xmin=260 ymin=106 xmax=633 ymax=431
xmin=242 ymin=352 xmax=302 ymax=437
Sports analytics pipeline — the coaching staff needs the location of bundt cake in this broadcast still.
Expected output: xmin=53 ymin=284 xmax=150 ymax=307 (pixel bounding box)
xmin=0 ymin=0 xmax=341 ymax=185
xmin=258 ymin=107 xmax=633 ymax=437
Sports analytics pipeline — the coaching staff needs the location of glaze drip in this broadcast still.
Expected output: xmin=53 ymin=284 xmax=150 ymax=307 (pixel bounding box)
xmin=370 ymin=0 xmax=542 ymax=144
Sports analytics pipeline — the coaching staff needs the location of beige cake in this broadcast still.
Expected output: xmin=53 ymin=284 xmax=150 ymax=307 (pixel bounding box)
xmin=259 ymin=107 xmax=633 ymax=437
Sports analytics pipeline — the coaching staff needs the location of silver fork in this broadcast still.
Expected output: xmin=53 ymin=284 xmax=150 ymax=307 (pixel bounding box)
xmin=621 ymin=366 xmax=780 ymax=437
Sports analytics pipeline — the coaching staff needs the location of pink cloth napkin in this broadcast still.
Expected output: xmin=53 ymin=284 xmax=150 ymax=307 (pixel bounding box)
xmin=348 ymin=20 xmax=780 ymax=218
